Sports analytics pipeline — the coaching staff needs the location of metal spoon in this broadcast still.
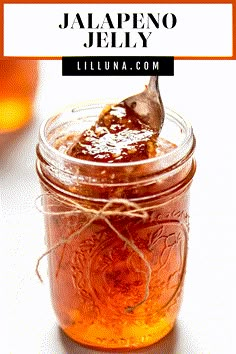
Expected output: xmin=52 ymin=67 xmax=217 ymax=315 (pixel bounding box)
xmin=120 ymin=76 xmax=164 ymax=134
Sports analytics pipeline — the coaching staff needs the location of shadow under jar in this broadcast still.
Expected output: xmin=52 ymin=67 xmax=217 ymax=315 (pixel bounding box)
xmin=36 ymin=103 xmax=196 ymax=350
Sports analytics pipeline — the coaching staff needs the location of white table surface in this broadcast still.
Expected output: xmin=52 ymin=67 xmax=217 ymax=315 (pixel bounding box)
xmin=1 ymin=60 xmax=235 ymax=354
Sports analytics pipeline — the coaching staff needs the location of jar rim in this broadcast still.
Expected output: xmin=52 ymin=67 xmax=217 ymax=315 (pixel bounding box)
xmin=39 ymin=104 xmax=194 ymax=171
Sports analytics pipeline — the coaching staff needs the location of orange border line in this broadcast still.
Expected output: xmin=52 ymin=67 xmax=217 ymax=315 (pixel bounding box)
xmin=233 ymin=2 xmax=235 ymax=59
xmin=0 ymin=1 xmax=235 ymax=60
xmin=0 ymin=2 xmax=3 ymax=57
xmin=1 ymin=0 xmax=234 ymax=3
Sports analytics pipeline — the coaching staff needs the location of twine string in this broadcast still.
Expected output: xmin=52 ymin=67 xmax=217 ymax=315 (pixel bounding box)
xmin=36 ymin=193 xmax=151 ymax=312
xmin=36 ymin=192 xmax=188 ymax=313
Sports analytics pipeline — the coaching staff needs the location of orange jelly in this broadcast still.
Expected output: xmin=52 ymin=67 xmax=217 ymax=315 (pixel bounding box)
xmin=36 ymin=103 xmax=196 ymax=349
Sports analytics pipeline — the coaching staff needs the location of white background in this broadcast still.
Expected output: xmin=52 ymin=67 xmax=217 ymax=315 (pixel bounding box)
xmin=0 ymin=60 xmax=236 ymax=353
xmin=4 ymin=4 xmax=232 ymax=57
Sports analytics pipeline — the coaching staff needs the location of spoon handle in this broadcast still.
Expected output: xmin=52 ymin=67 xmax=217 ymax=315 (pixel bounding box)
xmin=148 ymin=76 xmax=158 ymax=92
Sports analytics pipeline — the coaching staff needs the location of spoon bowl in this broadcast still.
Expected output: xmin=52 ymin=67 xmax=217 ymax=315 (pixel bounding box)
xmin=120 ymin=76 xmax=164 ymax=134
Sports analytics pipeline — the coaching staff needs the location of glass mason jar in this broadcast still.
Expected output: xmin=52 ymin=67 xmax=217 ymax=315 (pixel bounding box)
xmin=0 ymin=59 xmax=38 ymax=133
xmin=36 ymin=103 xmax=196 ymax=350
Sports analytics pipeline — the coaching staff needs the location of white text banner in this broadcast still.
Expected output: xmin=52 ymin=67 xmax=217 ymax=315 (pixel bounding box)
xmin=4 ymin=4 xmax=232 ymax=57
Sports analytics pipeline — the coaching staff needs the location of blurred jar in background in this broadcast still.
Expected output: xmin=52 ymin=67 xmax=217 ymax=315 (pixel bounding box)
xmin=0 ymin=59 xmax=38 ymax=133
